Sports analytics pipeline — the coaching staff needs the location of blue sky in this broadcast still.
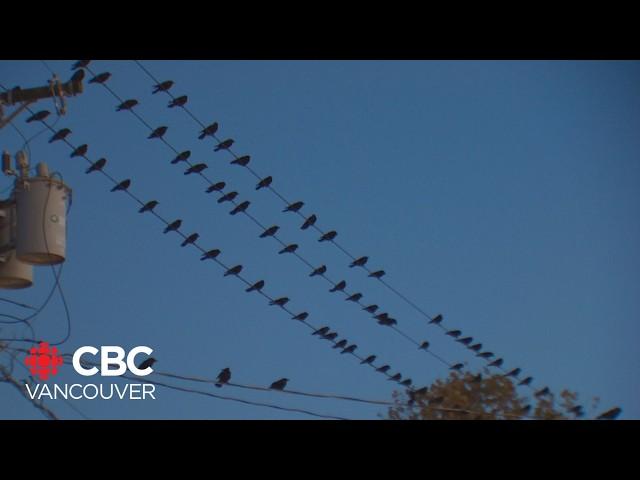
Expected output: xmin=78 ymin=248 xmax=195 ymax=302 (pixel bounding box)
xmin=0 ymin=60 xmax=638 ymax=419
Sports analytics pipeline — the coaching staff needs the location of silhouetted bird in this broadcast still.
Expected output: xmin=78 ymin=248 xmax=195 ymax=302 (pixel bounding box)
xmin=346 ymin=293 xmax=363 ymax=302
xmin=518 ymin=376 xmax=533 ymax=386
xmin=469 ymin=343 xmax=483 ymax=352
xmin=283 ymin=201 xmax=304 ymax=213
xmin=201 ymin=249 xmax=221 ymax=261
xmin=301 ymin=214 xmax=317 ymax=230
xmin=230 ymin=201 xmax=250 ymax=215
xmin=374 ymin=313 xmax=390 ymax=322
xmin=49 ymin=128 xmax=72 ymax=143
xmin=329 ymin=280 xmax=346 ymax=293
xmin=456 ymin=337 xmax=473 ymax=346
xmin=400 ymin=379 xmax=412 ymax=387
xmin=332 ymin=340 xmax=347 ymax=350
xmin=137 ymin=358 xmax=156 ymax=370
xmin=116 ymin=99 xmax=138 ymax=111
xmin=310 ymin=265 xmax=327 ymax=277
xmin=181 ymin=233 xmax=199 ymax=247
xmin=256 ymin=176 xmax=273 ymax=190
xmin=476 ymin=351 xmax=494 ymax=359
xmin=70 ymin=144 xmax=88 ymax=158
xmin=110 ymin=179 xmax=130 ymax=192
xmin=350 ymin=256 xmax=369 ymax=268
xmin=72 ymin=60 xmax=90 ymax=70
xmin=361 ymin=355 xmax=376 ymax=365
xmin=199 ymin=122 xmax=219 ymax=139
xmin=85 ymin=158 xmax=106 ymax=174
xmin=450 ymin=363 xmax=464 ymax=371
xmin=215 ymin=368 xmax=231 ymax=387
xmin=291 ymin=312 xmax=308 ymax=321
xmin=89 ymin=72 xmax=111 ymax=84
xmin=269 ymin=297 xmax=289 ymax=307
xmin=279 ymin=244 xmax=299 ymax=254
xmin=171 ymin=151 xmax=191 ymax=164
xmin=446 ymin=329 xmax=462 ymax=338
xmin=505 ymin=368 xmax=521 ymax=378
xmin=148 ymin=126 xmax=168 ymax=139
xmin=312 ymin=326 xmax=330 ymax=337
xmin=376 ymin=365 xmax=390 ymax=373
xmin=206 ymin=182 xmax=226 ymax=193
xmin=341 ymin=344 xmax=357 ymax=355
xmin=231 ymin=155 xmax=250 ymax=166
xmin=488 ymin=358 xmax=503 ymax=368
xmin=270 ymin=378 xmax=289 ymax=391
xmin=378 ymin=317 xmax=397 ymax=326
xmin=163 ymin=220 xmax=182 ymax=234
xmin=388 ymin=373 xmax=402 ymax=382
xmin=362 ymin=304 xmax=379 ymax=313
xmin=260 ymin=225 xmax=279 ymax=238
xmin=214 ymin=139 xmax=234 ymax=151
xmin=245 ymin=280 xmax=265 ymax=292
xmin=153 ymin=80 xmax=174 ymax=94
xmin=368 ymin=270 xmax=386 ymax=279
xmin=596 ymin=407 xmax=621 ymax=420
xmin=323 ymin=332 xmax=338 ymax=341
xmin=168 ymin=95 xmax=188 ymax=108
xmin=185 ymin=163 xmax=208 ymax=175
xmin=217 ymin=191 xmax=238 ymax=203
xmin=535 ymin=387 xmax=550 ymax=397
xmin=419 ymin=341 xmax=430 ymax=350
xmin=138 ymin=200 xmax=159 ymax=213
xmin=319 ymin=231 xmax=337 ymax=242
xmin=429 ymin=314 xmax=443 ymax=325
xmin=224 ymin=265 xmax=243 ymax=277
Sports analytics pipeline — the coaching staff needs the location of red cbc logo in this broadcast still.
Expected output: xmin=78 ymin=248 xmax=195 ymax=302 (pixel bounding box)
xmin=24 ymin=342 xmax=64 ymax=381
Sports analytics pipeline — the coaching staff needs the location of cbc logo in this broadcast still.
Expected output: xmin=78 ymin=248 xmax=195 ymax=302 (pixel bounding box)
xmin=72 ymin=346 xmax=154 ymax=377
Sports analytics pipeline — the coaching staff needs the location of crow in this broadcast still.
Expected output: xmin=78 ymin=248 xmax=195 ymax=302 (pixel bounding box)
xmin=329 ymin=281 xmax=346 ymax=293
xmin=116 ymin=99 xmax=138 ymax=111
xmin=138 ymin=200 xmax=159 ymax=213
xmin=206 ymin=181 xmax=226 ymax=193
xmin=230 ymin=201 xmax=250 ymax=215
xmin=269 ymin=297 xmax=289 ymax=307
xmin=70 ymin=144 xmax=88 ymax=158
xmin=49 ymin=128 xmax=71 ymax=143
xmin=361 ymin=355 xmax=376 ymax=365
xmin=148 ymin=126 xmax=168 ymax=139
xmin=345 ymin=293 xmax=363 ymax=302
xmin=89 ymin=72 xmax=111 ymax=84
xmin=341 ymin=344 xmax=357 ymax=354
xmin=376 ymin=365 xmax=390 ymax=373
xmin=368 ymin=270 xmax=385 ymax=279
xmin=400 ymin=379 xmax=412 ymax=387
xmin=388 ymin=373 xmax=402 ymax=382
xmin=215 ymin=368 xmax=231 ymax=387
xmin=457 ymin=337 xmax=473 ymax=345
xmin=152 ymin=80 xmax=174 ymax=94
xmin=181 ymin=233 xmax=199 ymax=247
xmin=137 ymin=357 xmax=156 ymax=371
xmin=446 ymin=329 xmax=462 ymax=338
xmin=260 ymin=225 xmax=280 ymax=238
xmin=419 ymin=341 xmax=430 ymax=350
xmin=256 ymin=176 xmax=273 ymax=190
xmin=429 ymin=314 xmax=443 ymax=325
xmin=283 ymin=201 xmax=304 ymax=213
xmin=184 ymin=163 xmax=208 ymax=175
xmin=214 ymin=139 xmax=234 ymax=151
xmin=319 ymin=231 xmax=337 ymax=242
xmin=332 ymin=340 xmax=347 ymax=350
xmin=301 ymin=214 xmax=317 ymax=230
xmin=278 ymin=244 xmax=299 ymax=254
xmin=505 ymin=368 xmax=521 ymax=378
xmin=171 ymin=151 xmax=191 ymax=164
xmin=199 ymin=122 xmax=219 ymax=139
xmin=312 ymin=326 xmax=330 ymax=337
xmin=488 ymin=358 xmax=504 ymax=368
xmin=596 ymin=407 xmax=622 ymax=420
xmin=378 ymin=317 xmax=397 ymax=326
xmin=450 ymin=363 xmax=464 ymax=371
xmin=362 ymin=304 xmax=379 ymax=314
xmin=518 ymin=376 xmax=533 ymax=386
xmin=323 ymin=332 xmax=338 ymax=341
xmin=163 ymin=220 xmax=182 ymax=234
xmin=217 ymin=191 xmax=238 ymax=203
xmin=245 ymin=280 xmax=265 ymax=292
xmin=270 ymin=378 xmax=289 ymax=391
xmin=224 ymin=265 xmax=243 ymax=277
xmin=468 ymin=343 xmax=483 ymax=352
xmin=85 ymin=158 xmax=106 ymax=174
xmin=309 ymin=265 xmax=327 ymax=277
xmin=200 ymin=249 xmax=221 ymax=261
xmin=168 ymin=95 xmax=188 ymax=108
xmin=476 ymin=351 xmax=494 ymax=359
xmin=110 ymin=179 xmax=131 ymax=192
xmin=291 ymin=312 xmax=308 ymax=321
xmin=350 ymin=256 xmax=369 ymax=268
xmin=231 ymin=155 xmax=251 ymax=166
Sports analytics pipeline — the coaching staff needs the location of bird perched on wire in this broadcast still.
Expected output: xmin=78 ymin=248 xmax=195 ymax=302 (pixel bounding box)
xmin=457 ymin=337 xmax=473 ymax=345
xmin=181 ymin=233 xmax=199 ymax=247
xmin=322 ymin=332 xmax=338 ymax=342
xmin=419 ymin=341 xmax=430 ymax=350
xmin=214 ymin=139 xmax=234 ymax=151
xmin=278 ymin=244 xmax=298 ymax=254
xmin=301 ymin=214 xmax=317 ymax=230
xmin=230 ymin=201 xmax=250 ymax=216
xmin=168 ymin=95 xmax=188 ymax=108
xmin=346 ymin=293 xmax=363 ymax=302
xmin=269 ymin=297 xmax=289 ymax=307
xmin=27 ymin=110 xmax=51 ymax=123
xmin=309 ymin=265 xmax=327 ymax=277
xmin=291 ymin=312 xmax=308 ymax=321
xmin=199 ymin=122 xmax=219 ymax=140
xmin=446 ymin=329 xmax=462 ymax=338
xmin=218 ymin=191 xmax=238 ymax=203
xmin=110 ymin=179 xmax=131 ymax=192
xmin=388 ymin=373 xmax=402 ymax=382
xmin=361 ymin=355 xmax=376 ymax=365
xmin=224 ymin=265 xmax=243 ymax=277
xmin=148 ymin=126 xmax=168 ymax=140
xmin=215 ymin=368 xmax=231 ymax=387
xmin=450 ymin=363 xmax=464 ymax=371
xmin=184 ymin=163 xmax=208 ymax=175
xmin=89 ymin=72 xmax=111 ymax=84
xmin=270 ymin=378 xmax=289 ymax=391
xmin=341 ymin=344 xmax=357 ymax=355
xmin=319 ymin=231 xmax=337 ymax=242
xmin=231 ymin=155 xmax=251 ymax=167
xmin=85 ymin=158 xmax=107 ymax=174
xmin=400 ymin=379 xmax=412 ymax=387
xmin=374 ymin=312 xmax=390 ymax=322
xmin=206 ymin=182 xmax=226 ymax=193
xmin=137 ymin=357 xmax=156 ymax=371
xmin=350 ymin=256 xmax=369 ymax=268
xmin=596 ymin=407 xmax=621 ymax=420
xmin=534 ymin=387 xmax=550 ymax=397
xmin=163 ymin=219 xmax=182 ymax=234
xmin=171 ymin=151 xmax=191 ymax=164
xmin=312 ymin=326 xmax=330 ymax=337
xmin=488 ymin=358 xmax=503 ymax=368
xmin=116 ymin=99 xmax=138 ymax=111
xmin=468 ymin=343 xmax=483 ymax=352
xmin=376 ymin=365 xmax=390 ymax=373
xmin=362 ymin=304 xmax=379 ymax=314
xmin=429 ymin=314 xmax=443 ymax=325
xmin=329 ymin=281 xmax=346 ymax=293
xmin=476 ymin=351 xmax=494 ymax=359
xmin=378 ymin=316 xmax=397 ymax=327
xmin=152 ymin=80 xmax=174 ymax=94
xmin=504 ymin=368 xmax=521 ymax=378
xmin=518 ymin=376 xmax=533 ymax=386
xmin=283 ymin=201 xmax=304 ymax=213
xmin=245 ymin=280 xmax=265 ymax=292
xmin=49 ymin=128 xmax=72 ymax=143
xmin=256 ymin=176 xmax=273 ymax=190
xmin=260 ymin=225 xmax=280 ymax=238
xmin=332 ymin=339 xmax=347 ymax=350
xmin=138 ymin=200 xmax=159 ymax=213
xmin=201 ymin=249 xmax=221 ymax=261
xmin=72 ymin=60 xmax=91 ymax=70
xmin=70 ymin=144 xmax=88 ymax=158
xmin=368 ymin=270 xmax=386 ymax=279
